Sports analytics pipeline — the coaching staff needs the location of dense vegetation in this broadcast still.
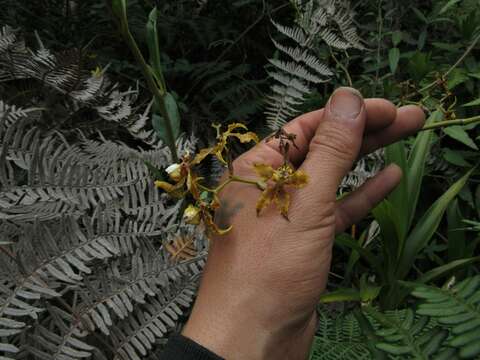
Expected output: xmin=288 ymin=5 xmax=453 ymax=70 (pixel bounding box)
xmin=0 ymin=0 xmax=479 ymax=359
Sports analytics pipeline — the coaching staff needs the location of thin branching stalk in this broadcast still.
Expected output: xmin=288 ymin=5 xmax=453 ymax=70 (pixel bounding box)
xmin=421 ymin=114 xmax=480 ymax=131
xmin=330 ymin=48 xmax=353 ymax=87
xmin=405 ymin=32 xmax=480 ymax=101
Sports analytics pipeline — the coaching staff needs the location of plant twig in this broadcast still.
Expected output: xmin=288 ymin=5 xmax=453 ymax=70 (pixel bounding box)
xmin=420 ymin=115 xmax=480 ymax=131
xmin=330 ymin=48 xmax=353 ymax=87
xmin=372 ymin=0 xmax=383 ymax=97
xmin=408 ymin=32 xmax=480 ymax=100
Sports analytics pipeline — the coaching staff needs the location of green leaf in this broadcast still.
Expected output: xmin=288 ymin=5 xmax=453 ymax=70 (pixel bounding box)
xmin=431 ymin=42 xmax=462 ymax=51
xmin=398 ymin=169 xmax=473 ymax=279
xmin=416 ymin=257 xmax=480 ymax=284
xmin=111 ymin=0 xmax=127 ymax=25
xmin=309 ymin=311 xmax=372 ymax=360
xmin=463 ymin=98 xmax=480 ymax=107
xmin=410 ymin=276 xmax=480 ymax=358
xmin=360 ymin=275 xmax=382 ymax=302
xmin=372 ymin=200 xmax=402 ymax=279
xmin=392 ymin=31 xmax=402 ymax=47
xmin=443 ymin=126 xmax=478 ymax=150
xmin=418 ymin=29 xmax=427 ymax=50
xmin=412 ymin=7 xmax=428 ymax=23
xmin=388 ymin=48 xmax=400 ymax=73
xmin=144 ymin=160 xmax=168 ymax=181
xmin=146 ymin=7 xmax=165 ymax=93
xmin=443 ymin=148 xmax=471 ymax=167
xmin=319 ymin=288 xmax=361 ymax=303
xmin=335 ymin=233 xmax=382 ymax=275
xmin=447 ymin=199 xmax=467 ymax=261
xmin=385 ymin=141 xmax=409 ymax=241
xmin=446 ymin=68 xmax=469 ymax=90
xmin=406 ymin=110 xmax=441 ymax=228
xmin=439 ymin=0 xmax=461 ymax=14
xmin=152 ymin=93 xmax=181 ymax=144
xmin=408 ymin=52 xmax=432 ymax=82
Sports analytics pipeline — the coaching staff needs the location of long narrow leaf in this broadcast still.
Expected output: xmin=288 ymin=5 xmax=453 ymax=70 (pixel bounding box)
xmin=385 ymin=141 xmax=409 ymax=241
xmin=447 ymin=199 xmax=467 ymax=261
xmin=146 ymin=7 xmax=166 ymax=93
xmin=372 ymin=200 xmax=401 ymax=281
xmin=416 ymin=256 xmax=480 ymax=284
xmin=406 ymin=110 xmax=442 ymax=228
xmin=319 ymin=288 xmax=361 ymax=303
xmin=397 ymin=169 xmax=473 ymax=279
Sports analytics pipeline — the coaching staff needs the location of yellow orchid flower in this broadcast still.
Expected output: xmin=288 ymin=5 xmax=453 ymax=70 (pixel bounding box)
xmin=254 ymin=163 xmax=308 ymax=219
xmin=183 ymin=194 xmax=232 ymax=236
xmin=192 ymin=123 xmax=259 ymax=165
xmin=153 ymin=123 xmax=305 ymax=235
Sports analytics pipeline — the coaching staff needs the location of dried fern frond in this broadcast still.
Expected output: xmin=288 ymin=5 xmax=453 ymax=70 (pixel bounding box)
xmin=266 ymin=0 xmax=364 ymax=129
xmin=0 ymin=23 xmax=208 ymax=359
xmin=0 ymin=26 xmax=25 ymax=53
xmin=27 ymin=305 xmax=95 ymax=360
xmin=0 ymin=219 xmax=117 ymax=348
xmin=110 ymin=274 xmax=199 ymax=360
xmin=0 ymin=26 xmax=158 ymax=146
xmin=165 ymin=235 xmax=198 ymax=262
xmin=339 ymin=149 xmax=384 ymax=193
xmin=70 ymin=243 xmax=205 ymax=335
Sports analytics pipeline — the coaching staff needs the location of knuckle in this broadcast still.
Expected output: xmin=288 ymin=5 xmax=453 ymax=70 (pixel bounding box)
xmin=310 ymin=124 xmax=356 ymax=162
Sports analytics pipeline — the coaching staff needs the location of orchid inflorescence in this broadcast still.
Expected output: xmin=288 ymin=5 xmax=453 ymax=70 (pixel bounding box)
xmin=154 ymin=123 xmax=308 ymax=236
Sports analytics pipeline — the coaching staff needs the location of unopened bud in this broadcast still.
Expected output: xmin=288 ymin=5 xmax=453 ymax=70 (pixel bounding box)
xmin=183 ymin=204 xmax=201 ymax=225
xmin=166 ymin=163 xmax=182 ymax=181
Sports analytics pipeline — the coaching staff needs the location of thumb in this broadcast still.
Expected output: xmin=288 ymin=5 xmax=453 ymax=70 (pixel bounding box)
xmin=300 ymin=87 xmax=366 ymax=203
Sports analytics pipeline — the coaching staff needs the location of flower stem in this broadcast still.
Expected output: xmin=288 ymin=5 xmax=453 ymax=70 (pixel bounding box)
xmin=214 ymin=175 xmax=265 ymax=194
xmin=231 ymin=176 xmax=266 ymax=189
xmin=420 ymin=115 xmax=480 ymax=131
xmin=113 ymin=6 xmax=179 ymax=162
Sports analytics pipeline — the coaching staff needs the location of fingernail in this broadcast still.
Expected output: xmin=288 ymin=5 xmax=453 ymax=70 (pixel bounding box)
xmin=328 ymin=87 xmax=364 ymax=122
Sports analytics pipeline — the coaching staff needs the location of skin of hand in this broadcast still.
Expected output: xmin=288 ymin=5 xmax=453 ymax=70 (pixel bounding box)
xmin=182 ymin=87 xmax=426 ymax=359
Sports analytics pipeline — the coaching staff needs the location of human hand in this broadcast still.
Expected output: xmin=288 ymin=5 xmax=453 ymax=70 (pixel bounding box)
xmin=182 ymin=87 xmax=425 ymax=359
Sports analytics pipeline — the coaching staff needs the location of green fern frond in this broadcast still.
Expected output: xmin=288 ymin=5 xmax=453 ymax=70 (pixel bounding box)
xmin=411 ymin=276 xmax=480 ymax=358
xmin=310 ymin=310 xmax=371 ymax=360
xmin=364 ymin=307 xmax=456 ymax=359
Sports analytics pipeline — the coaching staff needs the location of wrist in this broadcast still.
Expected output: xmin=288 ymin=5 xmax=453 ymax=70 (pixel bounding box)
xmin=182 ymin=289 xmax=317 ymax=360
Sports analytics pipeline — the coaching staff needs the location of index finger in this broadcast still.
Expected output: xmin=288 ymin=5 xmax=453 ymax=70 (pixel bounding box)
xmin=235 ymin=98 xmax=398 ymax=171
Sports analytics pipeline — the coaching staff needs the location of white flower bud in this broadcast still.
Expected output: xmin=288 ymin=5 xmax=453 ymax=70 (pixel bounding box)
xmin=166 ymin=163 xmax=182 ymax=181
